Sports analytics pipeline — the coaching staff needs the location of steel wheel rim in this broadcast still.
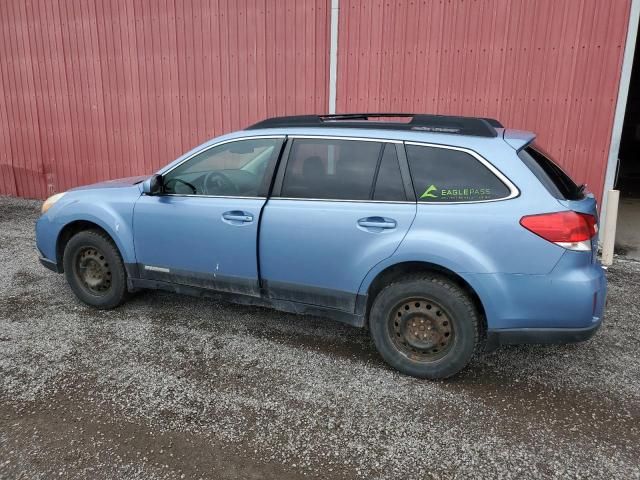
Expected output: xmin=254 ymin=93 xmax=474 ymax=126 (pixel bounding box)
xmin=389 ymin=297 xmax=455 ymax=362
xmin=74 ymin=246 xmax=112 ymax=295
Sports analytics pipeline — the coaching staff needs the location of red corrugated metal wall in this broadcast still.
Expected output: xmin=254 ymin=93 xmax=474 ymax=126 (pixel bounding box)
xmin=337 ymin=0 xmax=632 ymax=203
xmin=0 ymin=0 xmax=329 ymax=199
xmin=0 ymin=0 xmax=633 ymax=201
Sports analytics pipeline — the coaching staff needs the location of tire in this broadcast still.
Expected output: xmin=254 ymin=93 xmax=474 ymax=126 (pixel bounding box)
xmin=62 ymin=229 xmax=129 ymax=309
xmin=369 ymin=274 xmax=478 ymax=379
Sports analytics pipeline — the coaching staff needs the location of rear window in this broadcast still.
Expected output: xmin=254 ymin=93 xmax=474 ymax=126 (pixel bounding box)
xmin=518 ymin=145 xmax=585 ymax=200
xmin=405 ymin=144 xmax=511 ymax=202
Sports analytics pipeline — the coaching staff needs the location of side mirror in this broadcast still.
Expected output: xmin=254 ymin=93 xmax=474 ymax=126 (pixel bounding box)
xmin=142 ymin=174 xmax=163 ymax=195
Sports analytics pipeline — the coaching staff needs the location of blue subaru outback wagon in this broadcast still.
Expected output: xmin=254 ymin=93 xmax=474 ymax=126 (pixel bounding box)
xmin=35 ymin=114 xmax=606 ymax=379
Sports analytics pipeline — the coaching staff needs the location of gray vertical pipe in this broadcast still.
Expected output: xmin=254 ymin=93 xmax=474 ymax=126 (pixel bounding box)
xmin=328 ymin=0 xmax=340 ymax=114
xmin=600 ymin=0 xmax=639 ymax=229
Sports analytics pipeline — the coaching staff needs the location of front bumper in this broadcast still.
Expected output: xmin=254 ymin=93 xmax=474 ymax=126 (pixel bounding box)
xmin=485 ymin=318 xmax=602 ymax=350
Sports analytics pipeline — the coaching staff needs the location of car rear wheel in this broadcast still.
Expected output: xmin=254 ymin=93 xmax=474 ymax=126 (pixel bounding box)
xmin=63 ymin=230 xmax=128 ymax=309
xmin=369 ymin=274 xmax=478 ymax=379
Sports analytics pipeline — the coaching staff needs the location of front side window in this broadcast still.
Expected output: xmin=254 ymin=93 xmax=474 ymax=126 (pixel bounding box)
xmin=163 ymin=138 xmax=281 ymax=196
xmin=281 ymin=138 xmax=402 ymax=201
xmin=406 ymin=144 xmax=511 ymax=202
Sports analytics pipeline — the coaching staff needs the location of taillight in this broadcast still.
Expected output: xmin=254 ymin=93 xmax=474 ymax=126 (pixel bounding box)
xmin=520 ymin=211 xmax=597 ymax=251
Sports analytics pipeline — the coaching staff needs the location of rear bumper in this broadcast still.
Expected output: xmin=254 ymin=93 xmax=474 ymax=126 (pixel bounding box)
xmin=486 ymin=318 xmax=601 ymax=349
xmin=465 ymin=251 xmax=607 ymax=331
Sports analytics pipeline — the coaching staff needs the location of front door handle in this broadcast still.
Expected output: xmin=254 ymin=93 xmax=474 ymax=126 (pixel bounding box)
xmin=357 ymin=216 xmax=397 ymax=229
xmin=222 ymin=211 xmax=254 ymax=224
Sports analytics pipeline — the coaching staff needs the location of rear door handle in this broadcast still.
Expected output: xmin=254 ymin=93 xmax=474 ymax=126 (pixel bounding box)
xmin=222 ymin=211 xmax=254 ymax=223
xmin=357 ymin=216 xmax=397 ymax=229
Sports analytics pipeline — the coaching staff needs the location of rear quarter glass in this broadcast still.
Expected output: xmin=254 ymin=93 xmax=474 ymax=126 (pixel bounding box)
xmin=405 ymin=144 xmax=510 ymax=202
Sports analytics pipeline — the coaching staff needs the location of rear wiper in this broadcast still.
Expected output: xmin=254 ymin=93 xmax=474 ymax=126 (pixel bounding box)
xmin=577 ymin=184 xmax=587 ymax=197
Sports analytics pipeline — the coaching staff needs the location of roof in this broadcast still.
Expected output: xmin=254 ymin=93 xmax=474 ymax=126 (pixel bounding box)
xmin=159 ymin=116 xmax=536 ymax=176
xmin=246 ymin=114 xmax=503 ymax=138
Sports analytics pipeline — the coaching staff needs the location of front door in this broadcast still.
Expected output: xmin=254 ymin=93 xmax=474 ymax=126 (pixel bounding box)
xmin=133 ymin=136 xmax=284 ymax=295
xmin=259 ymin=137 xmax=417 ymax=312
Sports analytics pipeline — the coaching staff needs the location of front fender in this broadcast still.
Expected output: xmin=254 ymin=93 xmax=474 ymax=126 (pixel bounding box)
xmin=37 ymin=187 xmax=140 ymax=266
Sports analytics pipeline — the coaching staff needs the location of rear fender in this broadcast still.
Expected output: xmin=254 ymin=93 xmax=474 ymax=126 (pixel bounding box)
xmin=356 ymin=226 xmax=512 ymax=329
xmin=357 ymin=233 xmax=496 ymax=298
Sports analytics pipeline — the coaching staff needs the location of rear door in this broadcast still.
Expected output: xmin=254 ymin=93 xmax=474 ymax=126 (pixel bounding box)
xmin=259 ymin=136 xmax=417 ymax=312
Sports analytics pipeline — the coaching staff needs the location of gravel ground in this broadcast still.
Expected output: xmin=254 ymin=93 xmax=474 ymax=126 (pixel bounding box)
xmin=0 ymin=195 xmax=639 ymax=479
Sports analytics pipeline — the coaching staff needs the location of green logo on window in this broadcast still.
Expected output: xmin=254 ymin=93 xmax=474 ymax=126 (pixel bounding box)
xmin=420 ymin=184 xmax=438 ymax=199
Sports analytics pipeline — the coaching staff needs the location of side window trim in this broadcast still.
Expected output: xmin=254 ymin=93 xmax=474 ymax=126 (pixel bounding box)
xmin=161 ymin=135 xmax=286 ymax=199
xmin=271 ymin=135 xmax=413 ymax=203
xmin=403 ymin=141 xmax=520 ymax=204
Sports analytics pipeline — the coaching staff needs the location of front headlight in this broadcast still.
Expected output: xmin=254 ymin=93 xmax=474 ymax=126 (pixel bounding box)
xmin=41 ymin=192 xmax=66 ymax=214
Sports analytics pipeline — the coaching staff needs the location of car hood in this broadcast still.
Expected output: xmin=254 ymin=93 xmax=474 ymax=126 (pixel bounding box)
xmin=70 ymin=175 xmax=148 ymax=191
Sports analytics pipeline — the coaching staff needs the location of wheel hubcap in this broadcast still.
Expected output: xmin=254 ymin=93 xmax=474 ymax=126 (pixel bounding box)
xmin=75 ymin=247 xmax=112 ymax=294
xmin=390 ymin=299 xmax=454 ymax=361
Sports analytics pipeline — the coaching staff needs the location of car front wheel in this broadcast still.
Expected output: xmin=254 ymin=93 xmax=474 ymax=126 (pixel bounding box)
xmin=369 ymin=274 xmax=479 ymax=379
xmin=63 ymin=230 xmax=128 ymax=309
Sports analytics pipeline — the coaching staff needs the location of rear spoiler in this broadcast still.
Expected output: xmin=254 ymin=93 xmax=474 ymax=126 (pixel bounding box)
xmin=503 ymin=129 xmax=536 ymax=151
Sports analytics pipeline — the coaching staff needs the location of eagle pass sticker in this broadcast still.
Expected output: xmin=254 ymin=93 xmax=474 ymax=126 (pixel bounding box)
xmin=420 ymin=184 xmax=494 ymax=201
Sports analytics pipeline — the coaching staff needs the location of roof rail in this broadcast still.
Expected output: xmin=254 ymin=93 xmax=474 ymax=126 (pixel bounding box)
xmin=246 ymin=113 xmax=502 ymax=137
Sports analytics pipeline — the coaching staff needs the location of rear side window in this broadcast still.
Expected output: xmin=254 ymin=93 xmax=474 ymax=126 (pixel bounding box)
xmin=281 ymin=139 xmax=405 ymax=201
xmin=405 ymin=144 xmax=511 ymax=202
xmin=518 ymin=146 xmax=585 ymax=200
